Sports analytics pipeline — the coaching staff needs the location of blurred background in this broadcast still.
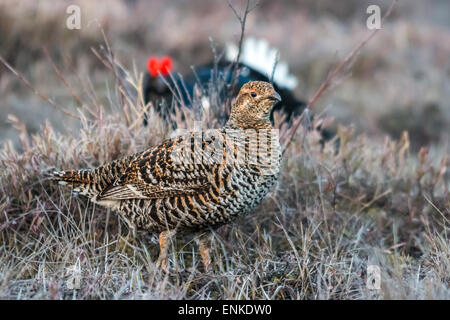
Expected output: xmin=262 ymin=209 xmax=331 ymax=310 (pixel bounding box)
xmin=1 ymin=0 xmax=449 ymax=152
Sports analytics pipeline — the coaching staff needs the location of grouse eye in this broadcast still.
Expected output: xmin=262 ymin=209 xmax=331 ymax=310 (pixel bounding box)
xmin=251 ymin=91 xmax=257 ymax=98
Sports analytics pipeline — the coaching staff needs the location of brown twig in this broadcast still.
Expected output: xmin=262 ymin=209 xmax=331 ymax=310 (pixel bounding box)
xmin=0 ymin=55 xmax=81 ymax=120
xmin=43 ymin=47 xmax=84 ymax=107
xmin=61 ymin=53 xmax=98 ymax=119
xmin=99 ymin=27 xmax=127 ymax=112
xmin=270 ymin=51 xmax=280 ymax=85
xmin=227 ymin=0 xmax=259 ymax=91
xmin=281 ymin=0 xmax=398 ymax=154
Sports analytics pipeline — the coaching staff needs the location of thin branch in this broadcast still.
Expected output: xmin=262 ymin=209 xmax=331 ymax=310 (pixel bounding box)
xmin=43 ymin=47 xmax=84 ymax=107
xmin=61 ymin=52 xmax=98 ymax=118
xmin=270 ymin=51 xmax=280 ymax=84
xmin=281 ymin=0 xmax=398 ymax=153
xmin=227 ymin=0 xmax=259 ymax=91
xmin=0 ymin=55 xmax=81 ymax=120
xmin=91 ymin=47 xmax=113 ymax=71
xmin=99 ymin=27 xmax=127 ymax=112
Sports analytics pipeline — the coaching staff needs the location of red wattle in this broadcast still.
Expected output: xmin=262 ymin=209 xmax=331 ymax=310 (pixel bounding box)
xmin=147 ymin=56 xmax=173 ymax=77
xmin=160 ymin=56 xmax=172 ymax=76
xmin=147 ymin=57 xmax=160 ymax=77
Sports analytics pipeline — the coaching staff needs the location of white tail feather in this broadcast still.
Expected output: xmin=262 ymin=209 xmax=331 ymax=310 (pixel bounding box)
xmin=225 ymin=37 xmax=298 ymax=90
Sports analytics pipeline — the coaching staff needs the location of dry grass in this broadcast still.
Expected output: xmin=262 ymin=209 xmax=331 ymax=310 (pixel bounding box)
xmin=1 ymin=57 xmax=449 ymax=299
xmin=0 ymin=0 xmax=449 ymax=300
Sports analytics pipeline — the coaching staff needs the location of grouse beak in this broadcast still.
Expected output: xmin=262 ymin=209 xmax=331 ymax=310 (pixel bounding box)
xmin=269 ymin=91 xmax=282 ymax=102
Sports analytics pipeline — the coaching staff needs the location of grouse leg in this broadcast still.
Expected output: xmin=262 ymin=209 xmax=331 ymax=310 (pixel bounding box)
xmin=196 ymin=233 xmax=212 ymax=272
xmin=156 ymin=230 xmax=175 ymax=271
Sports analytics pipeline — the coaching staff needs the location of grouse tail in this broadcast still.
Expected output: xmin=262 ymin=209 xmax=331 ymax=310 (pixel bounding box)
xmin=51 ymin=169 xmax=99 ymax=197
xmin=225 ymin=37 xmax=298 ymax=90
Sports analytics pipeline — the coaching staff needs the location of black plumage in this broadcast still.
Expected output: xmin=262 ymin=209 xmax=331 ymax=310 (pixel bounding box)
xmin=142 ymin=38 xmax=335 ymax=145
xmin=142 ymin=60 xmax=307 ymax=127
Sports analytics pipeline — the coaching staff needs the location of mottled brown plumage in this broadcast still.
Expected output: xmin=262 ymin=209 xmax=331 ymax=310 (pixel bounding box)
xmin=53 ymin=81 xmax=282 ymax=271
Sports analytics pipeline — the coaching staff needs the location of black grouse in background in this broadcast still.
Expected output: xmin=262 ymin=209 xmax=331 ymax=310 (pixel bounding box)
xmin=142 ymin=38 xmax=307 ymax=128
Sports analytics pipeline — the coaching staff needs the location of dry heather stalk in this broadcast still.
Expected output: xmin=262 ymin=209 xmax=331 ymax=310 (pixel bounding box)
xmin=281 ymin=0 xmax=398 ymax=153
xmin=1 ymin=0 xmax=449 ymax=300
xmin=0 ymin=55 xmax=80 ymax=120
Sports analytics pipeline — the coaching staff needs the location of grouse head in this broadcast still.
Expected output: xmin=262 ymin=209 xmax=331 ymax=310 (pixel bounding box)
xmin=227 ymin=81 xmax=281 ymax=130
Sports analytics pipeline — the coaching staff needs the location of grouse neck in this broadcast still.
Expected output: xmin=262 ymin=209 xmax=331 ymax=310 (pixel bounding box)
xmin=223 ymin=119 xmax=272 ymax=131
